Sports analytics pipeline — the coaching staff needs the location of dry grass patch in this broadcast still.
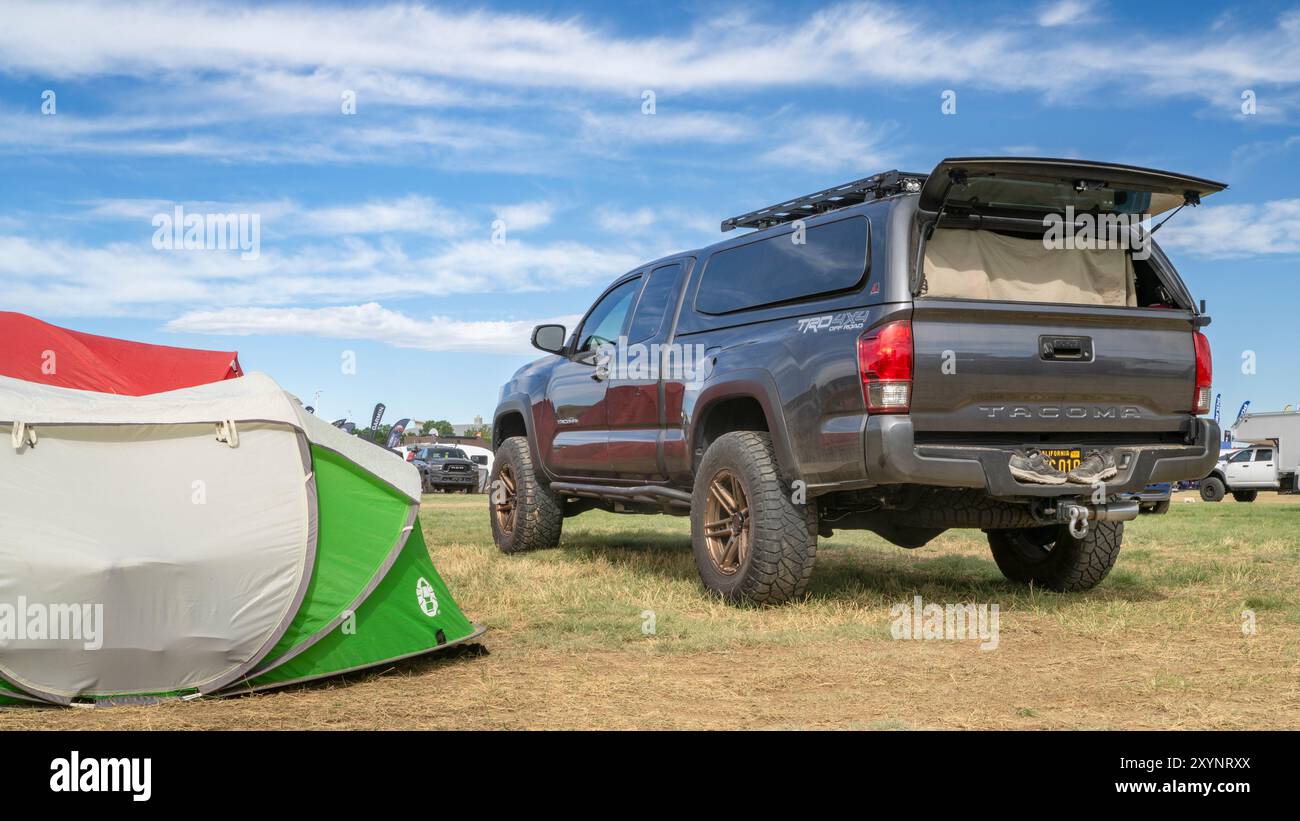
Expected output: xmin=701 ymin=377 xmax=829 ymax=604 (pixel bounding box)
xmin=3 ymin=491 xmax=1298 ymax=729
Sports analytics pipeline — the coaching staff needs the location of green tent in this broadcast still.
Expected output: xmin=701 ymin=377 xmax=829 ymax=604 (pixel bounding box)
xmin=0 ymin=372 xmax=482 ymax=706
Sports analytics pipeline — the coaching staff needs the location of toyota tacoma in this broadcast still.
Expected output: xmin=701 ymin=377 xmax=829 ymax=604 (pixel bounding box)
xmin=489 ymin=157 xmax=1223 ymax=604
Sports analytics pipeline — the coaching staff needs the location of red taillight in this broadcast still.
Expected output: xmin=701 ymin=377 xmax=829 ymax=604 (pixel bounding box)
xmin=1192 ymin=331 xmax=1212 ymax=415
xmin=406 ymin=451 xmax=415 ymax=461
xmin=858 ymin=320 xmax=913 ymax=413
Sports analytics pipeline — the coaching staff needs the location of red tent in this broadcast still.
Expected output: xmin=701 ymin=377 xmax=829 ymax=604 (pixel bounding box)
xmin=0 ymin=312 xmax=242 ymax=395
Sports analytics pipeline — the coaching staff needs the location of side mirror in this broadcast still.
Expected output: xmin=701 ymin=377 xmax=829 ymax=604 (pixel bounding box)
xmin=531 ymin=324 xmax=567 ymax=355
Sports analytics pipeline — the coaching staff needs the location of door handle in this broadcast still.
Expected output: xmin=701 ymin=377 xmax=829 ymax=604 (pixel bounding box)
xmin=1039 ymin=335 xmax=1094 ymax=361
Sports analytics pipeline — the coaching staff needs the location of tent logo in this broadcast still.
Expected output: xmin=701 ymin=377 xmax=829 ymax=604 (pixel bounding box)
xmin=416 ymin=578 xmax=439 ymax=617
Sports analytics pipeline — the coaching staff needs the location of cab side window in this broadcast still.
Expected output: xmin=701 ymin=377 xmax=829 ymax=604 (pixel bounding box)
xmin=1255 ymin=449 xmax=1273 ymax=462
xmin=1229 ymin=450 xmax=1252 ymax=463
xmin=626 ymin=262 xmax=685 ymax=343
xmin=578 ymin=277 xmax=641 ymax=354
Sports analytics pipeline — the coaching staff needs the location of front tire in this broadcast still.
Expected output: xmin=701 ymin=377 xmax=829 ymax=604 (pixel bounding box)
xmin=690 ymin=432 xmax=817 ymax=605
xmin=1200 ymin=476 xmax=1226 ymax=502
xmin=987 ymin=521 xmax=1124 ymax=592
xmin=489 ymin=436 xmax=562 ymax=554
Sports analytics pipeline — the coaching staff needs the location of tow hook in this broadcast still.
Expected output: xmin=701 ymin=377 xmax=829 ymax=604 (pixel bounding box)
xmin=1066 ymin=505 xmax=1090 ymax=538
xmin=1054 ymin=501 xmax=1140 ymax=538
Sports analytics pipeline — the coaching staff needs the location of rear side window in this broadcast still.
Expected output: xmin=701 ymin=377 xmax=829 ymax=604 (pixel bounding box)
xmin=695 ymin=216 xmax=869 ymax=315
xmin=1256 ymin=449 xmax=1273 ymax=462
xmin=627 ymin=262 xmax=685 ymax=343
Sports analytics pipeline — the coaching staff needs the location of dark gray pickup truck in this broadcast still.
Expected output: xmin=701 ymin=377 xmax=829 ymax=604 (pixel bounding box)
xmin=490 ymin=157 xmax=1223 ymax=604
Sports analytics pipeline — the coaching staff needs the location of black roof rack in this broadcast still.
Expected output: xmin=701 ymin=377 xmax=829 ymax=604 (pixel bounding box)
xmin=720 ymin=170 xmax=929 ymax=232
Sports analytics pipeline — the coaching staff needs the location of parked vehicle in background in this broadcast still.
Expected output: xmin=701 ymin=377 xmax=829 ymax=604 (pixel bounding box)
xmin=1123 ymin=482 xmax=1171 ymax=514
xmin=415 ymin=445 xmax=479 ymax=493
xmin=491 ymin=157 xmax=1224 ymax=603
xmin=454 ymin=443 xmax=494 ymax=492
xmin=1200 ymin=413 xmax=1300 ymax=501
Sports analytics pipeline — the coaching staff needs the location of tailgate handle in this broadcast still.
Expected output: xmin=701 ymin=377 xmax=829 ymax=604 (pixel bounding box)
xmin=1040 ymin=335 xmax=1093 ymax=362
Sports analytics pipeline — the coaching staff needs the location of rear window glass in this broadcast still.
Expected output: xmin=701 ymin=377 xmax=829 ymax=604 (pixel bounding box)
xmin=696 ymin=217 xmax=869 ymax=315
xmin=948 ymin=177 xmax=1183 ymax=217
xmin=627 ymin=262 xmax=685 ymax=342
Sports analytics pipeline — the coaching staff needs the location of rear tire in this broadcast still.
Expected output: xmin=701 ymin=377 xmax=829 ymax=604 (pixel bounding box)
xmin=1232 ymin=490 xmax=1258 ymax=503
xmin=987 ymin=521 xmax=1123 ymax=592
xmin=1200 ymin=477 xmax=1226 ymax=502
xmin=690 ymin=431 xmax=817 ymax=605
xmin=1150 ymin=500 xmax=1171 ymax=515
xmin=489 ymin=436 xmax=563 ymax=554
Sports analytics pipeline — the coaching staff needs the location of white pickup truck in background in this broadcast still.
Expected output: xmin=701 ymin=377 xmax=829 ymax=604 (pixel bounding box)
xmin=1201 ymin=411 xmax=1300 ymax=502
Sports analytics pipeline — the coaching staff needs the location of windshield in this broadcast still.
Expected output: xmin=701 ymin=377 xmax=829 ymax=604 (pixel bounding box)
xmin=421 ymin=448 xmax=467 ymax=461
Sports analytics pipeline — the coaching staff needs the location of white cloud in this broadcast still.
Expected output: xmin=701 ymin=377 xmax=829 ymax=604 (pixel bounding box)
xmin=299 ymin=195 xmax=474 ymax=238
xmin=492 ymin=201 xmax=555 ymax=232
xmin=76 ymin=195 xmax=474 ymax=239
xmin=578 ymin=110 xmax=754 ymax=146
xmin=2 ymin=0 xmax=1294 ymax=107
xmin=0 ymin=108 xmax=545 ymax=170
xmin=595 ymin=207 xmax=659 ymax=234
xmin=166 ymin=303 xmax=582 ymax=356
xmin=593 ymin=205 xmax=718 ymax=243
xmin=1156 ymin=199 xmax=1300 ymax=259
xmin=1038 ymin=0 xmax=1091 ymax=27
xmin=0 ymin=230 xmax=642 ymax=317
xmin=760 ymin=115 xmax=895 ymax=172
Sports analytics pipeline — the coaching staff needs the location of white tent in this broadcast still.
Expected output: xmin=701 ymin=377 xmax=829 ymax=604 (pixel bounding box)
xmin=0 ymin=372 xmax=478 ymax=705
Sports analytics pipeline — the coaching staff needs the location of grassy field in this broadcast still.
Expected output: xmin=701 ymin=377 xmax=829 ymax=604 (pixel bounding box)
xmin=4 ymin=490 xmax=1298 ymax=729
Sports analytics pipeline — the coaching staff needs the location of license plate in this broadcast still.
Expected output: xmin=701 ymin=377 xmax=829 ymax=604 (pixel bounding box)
xmin=1040 ymin=447 xmax=1083 ymax=475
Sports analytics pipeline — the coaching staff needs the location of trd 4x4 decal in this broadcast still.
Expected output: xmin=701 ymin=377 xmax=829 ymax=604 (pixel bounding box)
xmin=796 ymin=310 xmax=868 ymax=334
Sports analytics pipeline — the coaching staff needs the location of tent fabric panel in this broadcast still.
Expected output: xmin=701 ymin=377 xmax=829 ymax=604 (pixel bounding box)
xmin=0 ymin=371 xmax=420 ymax=504
xmin=245 ymin=525 xmax=478 ymax=690
xmin=0 ymin=312 xmax=241 ymax=396
xmin=0 ymin=371 xmax=301 ymax=429
xmin=0 ymin=422 xmax=312 ymax=698
xmin=923 ymin=227 xmax=1137 ymax=307
xmin=252 ymin=444 xmax=412 ymax=672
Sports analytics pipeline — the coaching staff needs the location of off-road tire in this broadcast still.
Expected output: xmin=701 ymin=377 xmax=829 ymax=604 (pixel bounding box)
xmin=1200 ymin=477 xmax=1226 ymax=502
xmin=987 ymin=521 xmax=1124 ymax=592
xmin=1232 ymin=490 xmax=1258 ymax=503
xmin=489 ymin=436 xmax=562 ymax=554
xmin=690 ymin=431 xmax=817 ymax=605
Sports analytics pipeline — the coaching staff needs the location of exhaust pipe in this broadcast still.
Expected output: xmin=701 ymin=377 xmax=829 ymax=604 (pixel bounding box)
xmin=1056 ymin=500 xmax=1139 ymax=537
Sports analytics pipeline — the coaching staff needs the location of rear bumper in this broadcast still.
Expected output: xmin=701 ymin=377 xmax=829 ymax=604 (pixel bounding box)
xmin=864 ymin=416 xmax=1221 ymax=499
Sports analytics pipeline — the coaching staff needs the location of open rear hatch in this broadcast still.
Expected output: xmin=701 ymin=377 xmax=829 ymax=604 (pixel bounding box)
xmin=908 ymin=157 xmax=1224 ymax=440
xmin=916 ymin=157 xmax=1226 ymax=219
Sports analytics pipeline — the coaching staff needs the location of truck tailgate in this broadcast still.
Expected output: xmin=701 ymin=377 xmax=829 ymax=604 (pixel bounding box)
xmin=909 ymin=299 xmax=1197 ymax=435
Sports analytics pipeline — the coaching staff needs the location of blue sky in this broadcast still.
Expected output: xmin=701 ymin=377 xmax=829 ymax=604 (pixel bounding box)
xmin=1 ymin=0 xmax=1298 ymax=426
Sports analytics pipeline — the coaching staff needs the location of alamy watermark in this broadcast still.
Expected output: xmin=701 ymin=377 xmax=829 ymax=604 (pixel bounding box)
xmin=1043 ymin=206 xmax=1150 ymax=261
xmin=152 ymin=205 xmax=261 ymax=260
xmin=0 ymin=596 xmax=104 ymax=650
xmin=890 ymin=595 xmax=1000 ymax=651
xmin=593 ymin=335 xmax=711 ymax=382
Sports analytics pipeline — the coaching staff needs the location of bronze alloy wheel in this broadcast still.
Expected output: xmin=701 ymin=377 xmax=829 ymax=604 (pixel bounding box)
xmin=494 ymin=464 xmax=517 ymax=535
xmin=702 ymin=468 xmax=750 ymax=575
